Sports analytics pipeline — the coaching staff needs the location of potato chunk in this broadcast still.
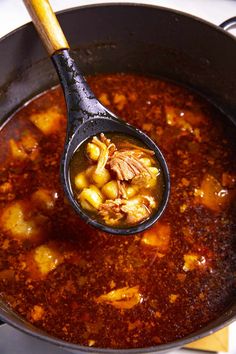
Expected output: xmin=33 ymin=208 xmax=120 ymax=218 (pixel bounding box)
xmin=194 ymin=174 xmax=233 ymax=212
xmin=29 ymin=108 xmax=63 ymax=135
xmin=1 ymin=202 xmax=40 ymax=240
xmin=33 ymin=244 xmax=62 ymax=276
xmin=9 ymin=133 xmax=39 ymax=162
xmin=102 ymin=180 xmax=119 ymax=200
xmin=30 ymin=305 xmax=44 ymax=322
xmin=183 ymin=254 xmax=206 ymax=272
xmin=96 ymin=286 xmax=142 ymax=309
xmin=74 ymin=172 xmax=89 ymax=190
xmin=141 ymin=222 xmax=170 ymax=252
xmin=9 ymin=139 xmax=27 ymax=160
xmin=113 ymin=93 xmax=127 ymax=111
xmin=86 ymin=143 xmax=100 ymax=161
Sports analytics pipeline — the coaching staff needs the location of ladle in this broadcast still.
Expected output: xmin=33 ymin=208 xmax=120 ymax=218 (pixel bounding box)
xmin=23 ymin=0 xmax=170 ymax=235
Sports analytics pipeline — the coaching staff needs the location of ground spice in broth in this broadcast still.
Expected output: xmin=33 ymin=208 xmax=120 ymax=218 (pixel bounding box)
xmin=0 ymin=73 xmax=235 ymax=349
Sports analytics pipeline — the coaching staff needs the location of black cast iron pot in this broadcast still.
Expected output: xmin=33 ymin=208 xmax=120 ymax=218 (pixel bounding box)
xmin=0 ymin=3 xmax=235 ymax=353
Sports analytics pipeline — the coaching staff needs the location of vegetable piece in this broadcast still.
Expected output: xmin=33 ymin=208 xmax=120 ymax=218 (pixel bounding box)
xmin=148 ymin=167 xmax=159 ymax=177
xmin=102 ymin=180 xmax=119 ymax=200
xmin=33 ymin=244 xmax=62 ymax=276
xmin=74 ymin=172 xmax=89 ymax=190
xmin=169 ymin=294 xmax=178 ymax=303
xmin=141 ymin=223 xmax=170 ymax=252
xmin=9 ymin=133 xmax=39 ymax=161
xmin=92 ymin=168 xmax=111 ymax=188
xmin=183 ymin=254 xmax=206 ymax=272
xmin=146 ymin=167 xmax=160 ymax=188
xmin=96 ymin=286 xmax=142 ymax=309
xmin=113 ymin=93 xmax=127 ymax=110
xmin=126 ymin=185 xmax=139 ymax=198
xmin=29 ymin=108 xmax=63 ymax=135
xmin=79 ymin=185 xmax=103 ymax=211
xmin=140 ymin=157 xmax=152 ymax=167
xmin=99 ymin=93 xmax=110 ymax=106
xmin=194 ymin=174 xmax=233 ymax=212
xmin=86 ymin=142 xmax=100 ymax=161
xmin=88 ymin=340 xmax=96 ymax=347
xmin=0 ymin=201 xmax=41 ymax=240
xmin=121 ymin=196 xmax=153 ymax=224
xmin=9 ymin=139 xmax=28 ymax=160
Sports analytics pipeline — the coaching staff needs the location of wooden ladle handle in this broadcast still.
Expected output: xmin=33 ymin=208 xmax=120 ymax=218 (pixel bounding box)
xmin=23 ymin=0 xmax=69 ymax=56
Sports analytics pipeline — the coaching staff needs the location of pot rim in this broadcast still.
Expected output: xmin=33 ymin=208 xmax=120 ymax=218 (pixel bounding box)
xmin=1 ymin=2 xmax=236 ymax=44
xmin=0 ymin=309 xmax=235 ymax=353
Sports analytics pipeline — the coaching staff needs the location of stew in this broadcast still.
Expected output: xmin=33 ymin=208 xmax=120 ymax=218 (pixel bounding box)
xmin=0 ymin=73 xmax=235 ymax=349
xmin=70 ymin=133 xmax=163 ymax=227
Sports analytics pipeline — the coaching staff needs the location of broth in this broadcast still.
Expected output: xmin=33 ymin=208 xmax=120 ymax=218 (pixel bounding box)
xmin=0 ymin=73 xmax=235 ymax=349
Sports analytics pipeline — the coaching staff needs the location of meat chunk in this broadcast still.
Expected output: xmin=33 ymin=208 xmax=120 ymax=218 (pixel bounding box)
xmin=99 ymin=195 xmax=155 ymax=226
xmin=121 ymin=196 xmax=154 ymax=224
xmin=109 ymin=150 xmax=151 ymax=181
xmin=98 ymin=199 xmax=124 ymax=226
xmin=91 ymin=134 xmax=116 ymax=174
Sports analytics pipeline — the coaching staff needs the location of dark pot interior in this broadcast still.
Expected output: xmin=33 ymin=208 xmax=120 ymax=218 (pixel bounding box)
xmin=0 ymin=4 xmax=235 ymax=353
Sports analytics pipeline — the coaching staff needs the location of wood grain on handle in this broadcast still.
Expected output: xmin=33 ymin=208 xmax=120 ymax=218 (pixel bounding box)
xmin=23 ymin=0 xmax=69 ymax=56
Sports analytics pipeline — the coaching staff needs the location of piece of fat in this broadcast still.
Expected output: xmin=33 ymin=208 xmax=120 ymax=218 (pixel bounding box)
xmin=1 ymin=201 xmax=40 ymax=240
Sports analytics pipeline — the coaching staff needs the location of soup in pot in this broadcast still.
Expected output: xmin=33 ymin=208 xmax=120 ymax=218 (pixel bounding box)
xmin=0 ymin=73 xmax=235 ymax=349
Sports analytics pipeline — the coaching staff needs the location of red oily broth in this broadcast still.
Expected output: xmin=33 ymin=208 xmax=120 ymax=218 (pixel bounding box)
xmin=0 ymin=73 xmax=235 ymax=349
